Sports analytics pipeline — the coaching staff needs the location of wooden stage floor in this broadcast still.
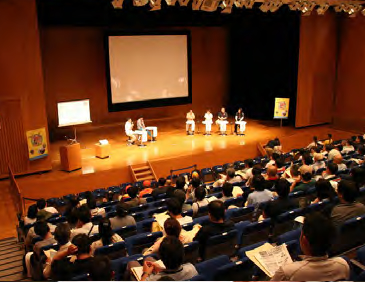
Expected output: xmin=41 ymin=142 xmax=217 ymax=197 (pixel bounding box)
xmin=0 ymin=118 xmax=360 ymax=239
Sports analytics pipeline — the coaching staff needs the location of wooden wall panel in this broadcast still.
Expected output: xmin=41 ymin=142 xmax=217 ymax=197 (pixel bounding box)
xmin=296 ymin=13 xmax=338 ymax=128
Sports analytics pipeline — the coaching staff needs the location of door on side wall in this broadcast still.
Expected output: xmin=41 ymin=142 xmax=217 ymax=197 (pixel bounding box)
xmin=0 ymin=100 xmax=28 ymax=177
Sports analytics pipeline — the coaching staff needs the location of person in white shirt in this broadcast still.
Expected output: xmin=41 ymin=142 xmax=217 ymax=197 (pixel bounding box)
xmin=342 ymin=140 xmax=355 ymax=154
xmin=24 ymin=204 xmax=38 ymax=226
xmin=327 ymin=145 xmax=341 ymax=161
xmin=37 ymin=199 xmax=58 ymax=214
xmin=202 ymin=109 xmax=213 ymax=135
xmin=137 ymin=116 xmax=157 ymax=141
xmin=125 ymin=118 xmax=136 ymax=144
xmin=333 ymin=154 xmax=347 ymax=172
xmin=312 ymin=153 xmax=326 ymax=173
xmin=306 ymin=136 xmax=322 ymax=150
xmin=186 ymin=110 xmax=195 ymax=135
xmin=90 ymin=218 xmax=123 ymax=255
xmin=71 ymin=205 xmax=99 ymax=238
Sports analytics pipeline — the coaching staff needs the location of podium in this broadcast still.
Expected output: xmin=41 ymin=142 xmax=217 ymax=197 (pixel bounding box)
xmin=59 ymin=143 xmax=82 ymax=172
xmin=94 ymin=143 xmax=111 ymax=159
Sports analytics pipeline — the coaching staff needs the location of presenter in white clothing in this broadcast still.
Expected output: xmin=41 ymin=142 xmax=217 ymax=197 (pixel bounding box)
xmin=125 ymin=118 xmax=137 ymax=145
xmin=203 ymin=109 xmax=213 ymax=135
xmin=137 ymin=117 xmax=157 ymax=141
xmin=216 ymin=107 xmax=228 ymax=135
xmin=186 ymin=110 xmax=195 ymax=135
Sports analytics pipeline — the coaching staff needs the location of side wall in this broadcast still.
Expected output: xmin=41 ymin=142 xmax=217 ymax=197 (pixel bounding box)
xmin=333 ymin=16 xmax=365 ymax=132
xmin=296 ymin=13 xmax=338 ymax=128
xmin=0 ymin=0 xmax=52 ymax=176
xmin=40 ymin=26 xmax=228 ymax=139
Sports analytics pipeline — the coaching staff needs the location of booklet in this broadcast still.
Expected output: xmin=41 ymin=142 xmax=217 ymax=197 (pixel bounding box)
xmin=131 ymin=260 xmax=166 ymax=281
xmin=43 ymin=249 xmax=58 ymax=260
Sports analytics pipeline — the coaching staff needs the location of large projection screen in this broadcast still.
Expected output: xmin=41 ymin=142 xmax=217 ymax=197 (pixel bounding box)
xmin=105 ymin=31 xmax=192 ymax=112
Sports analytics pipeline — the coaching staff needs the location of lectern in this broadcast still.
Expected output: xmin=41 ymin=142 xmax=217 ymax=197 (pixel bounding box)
xmin=59 ymin=143 xmax=82 ymax=172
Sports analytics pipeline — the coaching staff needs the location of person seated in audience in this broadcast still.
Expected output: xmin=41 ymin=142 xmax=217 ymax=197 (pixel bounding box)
xmin=342 ymin=139 xmax=355 ymax=154
xmin=264 ymin=165 xmax=279 ymax=190
xmin=350 ymin=167 xmax=365 ymax=189
xmin=110 ymin=202 xmax=136 ymax=230
xmin=212 ymin=168 xmax=243 ymax=188
xmin=245 ymin=164 xmax=262 ymax=187
xmin=327 ymin=144 xmax=341 ymax=161
xmin=333 ymin=154 xmax=347 ymax=171
xmin=237 ymin=158 xmax=254 ymax=180
xmin=144 ymin=218 xmax=190 ymax=256
xmin=311 ymin=179 xmax=337 ymax=217
xmin=191 ymin=186 xmax=210 ymax=217
xmin=52 ymin=234 xmax=94 ymax=278
xmin=265 ymin=137 xmax=280 ymax=149
xmin=193 ymin=200 xmax=234 ymax=260
xmin=265 ymin=152 xmax=280 ymax=168
xmin=275 ymin=158 xmax=286 ymax=173
xmin=89 ymin=255 xmax=114 ymax=281
xmin=354 ymin=145 xmax=365 ymax=164
xmin=331 ymin=180 xmax=365 ymax=227
xmin=166 ymin=176 xmax=186 ymax=198
xmin=171 ymin=189 xmax=192 ymax=212
xmin=87 ymin=197 xmax=106 ymax=218
xmin=63 ymin=196 xmax=80 ymax=220
xmin=246 ymin=175 xmax=274 ymax=206
xmin=322 ymin=133 xmax=333 ymax=145
xmin=306 ymin=135 xmax=322 ymax=150
xmin=151 ymin=178 xmax=169 ymax=200
xmin=271 ymin=212 xmax=350 ymax=281
xmin=312 ymin=153 xmax=326 ymax=173
xmin=263 ymin=179 xmax=298 ymax=220
xmin=90 ymin=218 xmax=123 ymax=255
xmin=300 ymin=153 xmax=313 ymax=170
xmin=124 ymin=186 xmax=147 ymax=208
xmin=220 ymin=182 xmax=235 ymax=202
xmin=290 ymin=169 xmax=315 ymax=193
xmin=37 ymin=198 xmax=58 ymax=220
xmin=25 ymin=214 xmax=56 ymax=250
xmin=140 ymin=180 xmax=153 ymax=198
xmin=282 ymin=164 xmax=300 ymax=184
xmin=71 ymin=205 xmax=99 ymax=238
xmin=24 ymin=204 xmax=38 ymax=226
xmin=321 ymin=162 xmax=338 ymax=180
xmin=43 ymin=223 xmax=72 ymax=279
xmin=127 ymin=236 xmax=198 ymax=281
xmin=185 ymin=177 xmax=201 ymax=200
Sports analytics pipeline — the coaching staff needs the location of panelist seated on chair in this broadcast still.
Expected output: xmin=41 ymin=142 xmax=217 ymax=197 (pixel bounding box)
xmin=234 ymin=108 xmax=245 ymax=134
xmin=125 ymin=118 xmax=137 ymax=145
xmin=202 ymin=109 xmax=213 ymax=135
xmin=216 ymin=107 xmax=228 ymax=135
xmin=186 ymin=110 xmax=195 ymax=135
xmin=137 ymin=116 xmax=157 ymax=141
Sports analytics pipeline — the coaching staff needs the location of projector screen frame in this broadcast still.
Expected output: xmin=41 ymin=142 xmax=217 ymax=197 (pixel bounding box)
xmin=57 ymin=98 xmax=92 ymax=128
xmin=104 ymin=30 xmax=192 ymax=112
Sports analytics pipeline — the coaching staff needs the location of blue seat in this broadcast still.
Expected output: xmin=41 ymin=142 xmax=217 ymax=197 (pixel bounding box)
xmin=48 ymin=216 xmax=67 ymax=225
xmin=113 ymin=225 xmax=137 ymax=238
xmin=193 ymin=205 xmax=209 ymax=218
xmin=145 ymin=206 xmax=167 ymax=218
xmin=213 ymin=257 xmax=254 ymax=280
xmin=93 ymin=188 xmax=106 ymax=198
xmin=91 ymin=215 xmax=103 ymax=225
xmin=136 ymin=218 xmax=155 ymax=233
xmin=106 ymin=211 xmax=117 ymax=218
xmin=111 ymin=254 xmax=144 ymax=280
xmin=125 ymin=231 xmax=163 ymax=255
xmin=288 ymin=190 xmax=305 ymax=199
xmin=272 ymin=208 xmax=304 ymax=237
xmin=166 ymin=174 xmax=178 ymax=180
xmin=204 ymin=229 xmax=238 ymax=260
xmin=316 ymin=167 xmax=327 ymax=175
xmin=285 ymin=239 xmax=301 ymax=260
xmin=237 ymin=241 xmax=267 ymax=258
xmin=129 ymin=203 xmax=150 ymax=214
xmin=156 ymin=193 xmax=167 ymax=200
xmin=94 ymin=241 xmax=127 ymax=259
xmin=46 ymin=198 xmax=61 ymax=207
xmin=89 ymin=233 xmax=101 ymax=243
xmin=193 ymin=215 xmax=210 ymax=227
xmin=182 ymin=209 xmax=194 ymax=217
xmin=236 ymin=219 xmax=271 ymax=247
xmin=201 ymin=167 xmax=214 ymax=183
xmin=179 ymin=172 xmax=191 ymax=178
xmin=195 ymin=255 xmax=231 ymax=280
xmin=224 ymin=196 xmax=244 ymax=208
xmin=226 ymin=206 xmax=255 ymax=223
xmin=183 ymin=241 xmax=200 ymax=264
xmin=151 ymin=199 xmax=168 ymax=208
xmin=108 ymin=186 xmax=121 ymax=194
xmin=212 ymin=165 xmax=224 ymax=174
xmin=41 ymin=242 xmax=60 ymax=252
xmin=276 ymin=228 xmax=301 ymax=245
xmin=130 ymin=211 xmax=145 ymax=222
xmin=71 ymin=273 xmax=89 ymax=281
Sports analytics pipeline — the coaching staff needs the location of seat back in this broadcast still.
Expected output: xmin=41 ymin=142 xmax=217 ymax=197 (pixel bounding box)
xmin=224 ymin=196 xmax=244 ymax=208
xmin=183 ymin=241 xmax=200 ymax=264
xmin=193 ymin=215 xmax=210 ymax=227
xmin=130 ymin=212 xmax=145 ymax=222
xmin=272 ymin=208 xmax=304 ymax=238
xmin=136 ymin=218 xmax=155 ymax=233
xmin=94 ymin=241 xmax=127 ymax=260
xmin=195 ymin=255 xmax=230 ymax=281
xmin=201 ymin=168 xmax=215 ymax=183
xmin=113 ymin=225 xmax=137 ymax=238
xmin=239 ymin=219 xmax=272 ymax=247
xmin=204 ymin=230 xmax=238 ymax=260
xmin=125 ymin=232 xmax=163 ymax=255
xmin=276 ymin=228 xmax=301 ymax=245
xmin=226 ymin=206 xmax=255 ymax=223
xmin=194 ymin=205 xmax=209 ymax=218
xmin=213 ymin=258 xmax=254 ymax=281
xmin=111 ymin=254 xmax=144 ymax=280
xmin=146 ymin=207 xmax=167 ymax=218
xmin=237 ymin=241 xmax=267 ymax=259
xmin=129 ymin=203 xmax=150 ymax=214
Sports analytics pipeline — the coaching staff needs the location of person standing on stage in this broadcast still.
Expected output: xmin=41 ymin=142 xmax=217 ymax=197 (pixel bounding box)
xmin=235 ymin=108 xmax=244 ymax=134
xmin=125 ymin=118 xmax=136 ymax=145
xmin=203 ymin=109 xmax=213 ymax=135
xmin=186 ymin=110 xmax=195 ymax=135
xmin=216 ymin=107 xmax=228 ymax=135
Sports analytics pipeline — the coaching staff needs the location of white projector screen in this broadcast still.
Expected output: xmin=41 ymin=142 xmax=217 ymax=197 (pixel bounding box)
xmin=105 ymin=32 xmax=192 ymax=111
xmin=57 ymin=99 xmax=92 ymax=127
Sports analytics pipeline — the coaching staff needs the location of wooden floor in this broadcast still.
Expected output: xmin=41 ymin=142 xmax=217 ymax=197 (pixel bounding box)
xmin=0 ymin=118 xmax=360 ymax=239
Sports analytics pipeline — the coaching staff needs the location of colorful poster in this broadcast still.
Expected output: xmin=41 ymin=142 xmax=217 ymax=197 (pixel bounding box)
xmin=274 ymin=98 xmax=290 ymax=119
xmin=26 ymin=128 xmax=48 ymax=160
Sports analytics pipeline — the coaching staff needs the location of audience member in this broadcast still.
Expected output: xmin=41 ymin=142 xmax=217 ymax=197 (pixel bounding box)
xmin=151 ymin=178 xmax=169 ymax=200
xmin=140 ymin=180 xmax=153 ymax=198
xmin=342 ymin=139 xmax=355 ymax=154
xmin=109 ymin=202 xmax=136 ymax=230
xmin=87 ymin=197 xmax=106 ymax=218
xmin=306 ymin=136 xmax=322 ymax=150
xmin=275 ymin=158 xmax=286 ymax=173
xmin=89 ymin=256 xmax=114 ymax=281
xmin=193 ymin=200 xmax=234 ymax=259
xmin=282 ymin=164 xmax=300 ymax=183
xmin=312 ymin=153 xmax=326 ymax=172
xmin=71 ymin=205 xmax=99 ymax=238
xmin=90 ymin=218 xmax=123 ymax=255
xmin=246 ymin=175 xmax=274 ymax=206
xmin=37 ymin=198 xmax=58 ymax=220
xmin=272 ymin=212 xmax=350 ymax=281
xmin=291 ymin=170 xmax=315 ymax=193
xmin=24 ymin=204 xmax=38 ymax=225
xmin=125 ymin=186 xmax=147 ymax=208
xmin=264 ymin=166 xmax=279 ymax=190
xmin=191 ymin=186 xmax=209 ymax=216
xmin=327 ymin=145 xmax=341 ymax=161
xmin=333 ymin=154 xmax=347 ymax=171
xmin=220 ymin=182 xmax=234 ymax=202
xmin=322 ymin=133 xmax=333 ymax=145
xmin=331 ymin=180 xmax=365 ymax=227
xmin=237 ymin=159 xmax=254 ymax=180
xmin=265 ymin=152 xmax=279 ymax=168
xmin=321 ymin=162 xmax=338 ymax=181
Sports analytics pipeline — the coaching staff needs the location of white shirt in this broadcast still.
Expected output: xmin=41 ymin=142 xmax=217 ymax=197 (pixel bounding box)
xmin=71 ymin=222 xmax=99 ymax=238
xmin=125 ymin=121 xmax=133 ymax=135
xmin=204 ymin=112 xmax=213 ymax=122
xmin=44 ymin=206 xmax=58 ymax=214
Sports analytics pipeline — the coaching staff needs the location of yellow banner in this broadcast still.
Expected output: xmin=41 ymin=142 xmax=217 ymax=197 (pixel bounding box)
xmin=274 ymin=98 xmax=290 ymax=119
xmin=26 ymin=127 xmax=48 ymax=160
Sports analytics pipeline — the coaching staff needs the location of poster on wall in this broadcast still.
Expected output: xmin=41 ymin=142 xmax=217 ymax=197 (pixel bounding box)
xmin=274 ymin=98 xmax=290 ymax=119
xmin=26 ymin=128 xmax=48 ymax=161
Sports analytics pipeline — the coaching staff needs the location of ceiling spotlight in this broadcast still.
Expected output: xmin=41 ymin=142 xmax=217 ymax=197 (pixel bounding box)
xmin=316 ymin=3 xmax=329 ymax=15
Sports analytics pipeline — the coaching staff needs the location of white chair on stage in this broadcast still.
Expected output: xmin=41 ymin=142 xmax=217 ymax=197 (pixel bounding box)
xmin=134 ymin=130 xmax=148 ymax=146
xmin=235 ymin=121 xmax=247 ymax=136
xmin=202 ymin=120 xmax=213 ymax=135
xmin=145 ymin=126 xmax=158 ymax=141
xmin=216 ymin=120 xmax=229 ymax=135
xmin=186 ymin=120 xmax=195 ymax=135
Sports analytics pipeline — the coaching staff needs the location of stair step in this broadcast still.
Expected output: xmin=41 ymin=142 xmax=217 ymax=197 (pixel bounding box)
xmin=0 ymin=251 xmax=24 ymax=261
xmin=0 ymin=256 xmax=23 ymax=267
xmin=0 ymin=246 xmax=22 ymax=256
xmin=133 ymin=166 xmax=150 ymax=171
xmin=136 ymin=176 xmax=155 ymax=181
xmin=0 ymin=271 xmax=25 ymax=282
xmin=0 ymin=238 xmax=17 ymax=246
xmin=0 ymin=244 xmax=21 ymax=252
xmin=135 ymin=171 xmax=152 ymax=177
xmin=0 ymin=260 xmax=23 ymax=273
xmin=0 ymin=266 xmax=23 ymax=280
